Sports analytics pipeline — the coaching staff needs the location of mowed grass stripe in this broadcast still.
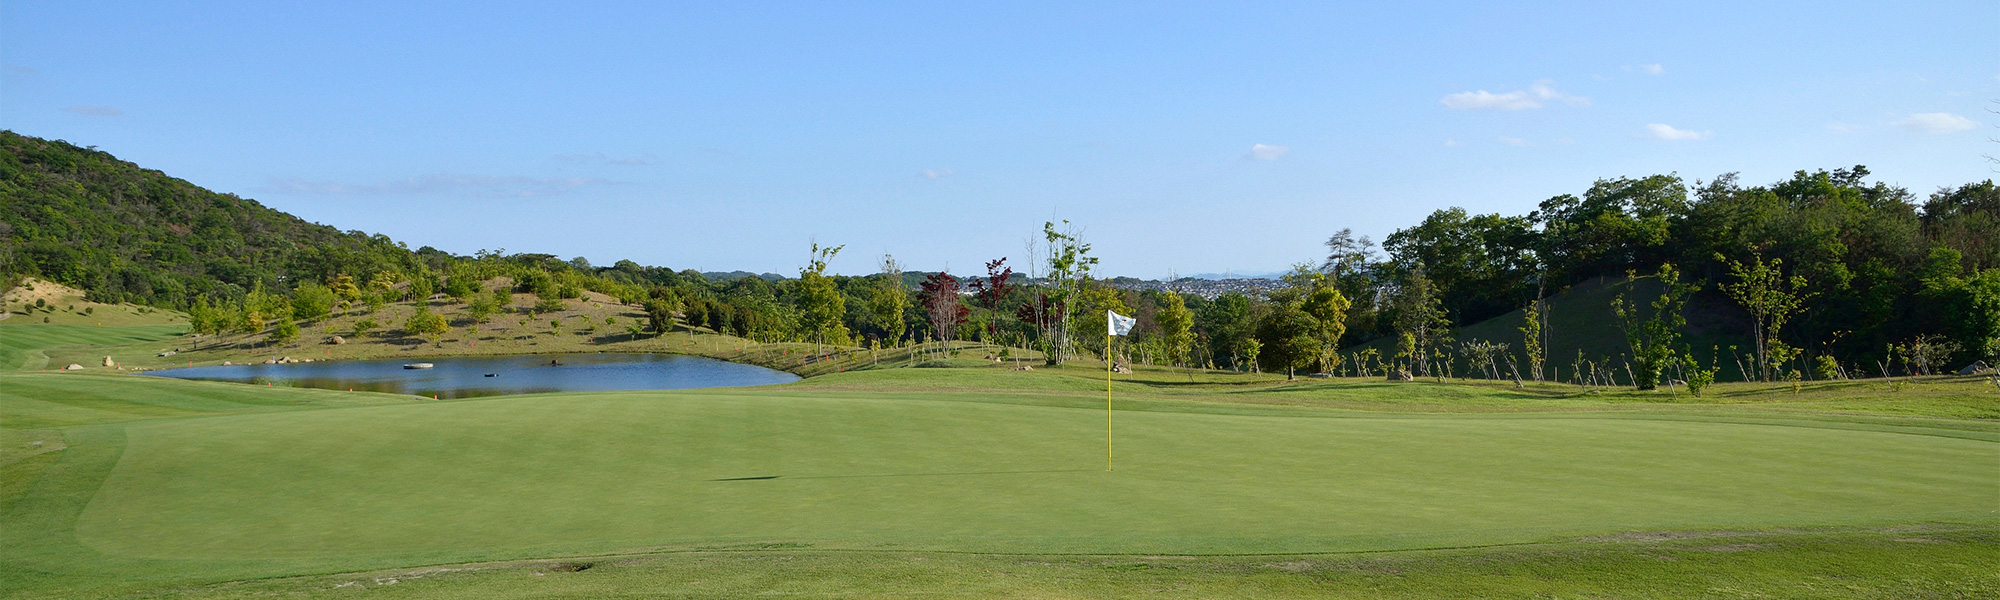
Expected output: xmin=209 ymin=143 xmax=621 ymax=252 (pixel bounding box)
xmin=0 ymin=372 xmax=412 ymax=429
xmin=75 ymin=390 xmax=1998 ymax=561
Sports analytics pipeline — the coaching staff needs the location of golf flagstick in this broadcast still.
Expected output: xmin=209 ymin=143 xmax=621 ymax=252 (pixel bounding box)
xmin=1106 ymin=310 xmax=1135 ymax=471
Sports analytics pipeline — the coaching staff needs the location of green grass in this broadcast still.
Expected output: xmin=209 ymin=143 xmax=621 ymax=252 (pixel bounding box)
xmin=130 ymin=526 xmax=2000 ymax=599
xmin=0 ymin=324 xmax=187 ymax=371
xmin=3 ymin=364 xmax=1995 ymax=598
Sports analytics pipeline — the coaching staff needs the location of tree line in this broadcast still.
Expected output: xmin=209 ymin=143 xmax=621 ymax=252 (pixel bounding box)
xmin=5 ymin=131 xmax=1994 ymax=381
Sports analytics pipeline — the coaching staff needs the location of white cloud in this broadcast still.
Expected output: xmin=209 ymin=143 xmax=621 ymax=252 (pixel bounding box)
xmin=554 ymin=152 xmax=656 ymax=166
xmin=1641 ymin=64 xmax=1664 ymax=75
xmin=1644 ymin=123 xmax=1710 ymax=141
xmin=1894 ymin=112 xmax=1975 ymax=133
xmin=260 ymin=173 xmax=614 ymax=197
xmin=919 ymin=168 xmax=956 ymax=179
xmin=1248 ymin=144 xmax=1291 ymax=160
xmin=1497 ymin=137 xmax=1530 ymax=147
xmin=1440 ymin=80 xmax=1588 ymax=110
xmin=1443 ymin=139 xmax=1462 ymax=147
xmin=64 ymin=105 xmax=121 ymax=116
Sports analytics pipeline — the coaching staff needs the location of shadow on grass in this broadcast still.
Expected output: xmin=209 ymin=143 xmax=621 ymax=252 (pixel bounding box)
xmin=711 ymin=468 xmax=1095 ymax=482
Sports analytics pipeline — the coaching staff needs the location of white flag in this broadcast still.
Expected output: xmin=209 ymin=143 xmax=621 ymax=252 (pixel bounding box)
xmin=1108 ymin=310 xmax=1136 ymax=336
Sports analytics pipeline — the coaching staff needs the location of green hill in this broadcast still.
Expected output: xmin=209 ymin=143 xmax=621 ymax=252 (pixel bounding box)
xmin=0 ymin=131 xmax=425 ymax=306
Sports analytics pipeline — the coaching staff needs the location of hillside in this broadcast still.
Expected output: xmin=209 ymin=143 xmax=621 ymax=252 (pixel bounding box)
xmin=0 ymin=277 xmax=186 ymax=327
xmin=1344 ymin=275 xmax=1759 ymax=383
xmin=0 ymin=131 xmax=426 ymax=307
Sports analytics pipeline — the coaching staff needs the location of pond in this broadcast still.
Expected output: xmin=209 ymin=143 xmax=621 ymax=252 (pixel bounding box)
xmin=144 ymin=353 xmax=799 ymax=399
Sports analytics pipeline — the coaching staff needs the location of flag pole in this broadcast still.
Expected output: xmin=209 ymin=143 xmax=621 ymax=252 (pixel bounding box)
xmin=1106 ymin=333 xmax=1113 ymax=472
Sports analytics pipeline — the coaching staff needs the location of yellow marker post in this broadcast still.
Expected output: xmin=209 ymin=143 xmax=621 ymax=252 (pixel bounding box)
xmin=1105 ymin=310 xmax=1135 ymax=472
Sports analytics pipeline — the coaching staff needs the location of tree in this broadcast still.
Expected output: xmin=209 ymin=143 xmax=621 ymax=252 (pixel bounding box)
xmin=465 ymin=295 xmax=495 ymax=324
xmin=1153 ymin=291 xmax=1195 ymax=369
xmin=291 ymin=283 xmax=335 ymax=322
xmin=919 ymin=271 xmax=968 ymax=351
xmin=1039 ymin=221 xmax=1097 ymax=365
xmin=188 ymin=295 xmax=224 ymax=338
xmin=1299 ymin=275 xmax=1353 ymax=374
xmin=268 ymin=317 xmax=300 ymax=345
xmin=444 ymin=273 xmax=480 ymax=302
xmin=1612 ymin=264 xmax=1697 ymax=390
xmin=1392 ymin=266 xmax=1453 ymax=377
xmin=797 ymin=243 xmax=849 ymax=352
xmin=405 ymin=306 xmax=449 ymax=345
xmin=645 ymin=300 xmax=676 ymax=335
xmin=1520 ymin=300 xmax=1547 ymax=382
xmin=353 ymin=319 xmax=377 ymax=338
xmin=969 ymin=258 xmax=1014 ymax=339
xmin=409 ymin=274 xmax=436 ymax=303
xmin=869 ymin=254 xmax=908 ymax=345
xmin=1718 ymin=253 xmax=1811 ymax=381
xmin=330 ymin=273 xmax=362 ymax=308
xmin=1918 ymin=251 xmax=2000 ymax=367
xmin=1255 ymin=303 xmax=1318 ymax=379
xmin=1196 ymin=292 xmax=1256 ymax=370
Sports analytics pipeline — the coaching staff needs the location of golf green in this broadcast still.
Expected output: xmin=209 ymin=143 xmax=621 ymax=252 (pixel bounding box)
xmin=74 ymin=389 xmax=1997 ymax=562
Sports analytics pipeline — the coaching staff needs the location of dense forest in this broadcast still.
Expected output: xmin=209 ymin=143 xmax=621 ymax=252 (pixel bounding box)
xmin=3 ymin=131 xmax=1995 ymax=383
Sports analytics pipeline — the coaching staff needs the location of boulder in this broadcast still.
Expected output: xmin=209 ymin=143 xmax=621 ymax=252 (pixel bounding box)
xmin=1308 ymin=372 xmax=1333 ymax=379
xmin=1957 ymin=361 xmax=1990 ymax=376
xmin=327 ymin=335 xmax=346 ymax=345
xmin=102 ymin=356 xmax=115 ymax=367
xmin=1388 ymin=370 xmax=1414 ymax=382
xmin=1014 ymin=365 xmax=1034 ymax=371
xmin=64 ymin=363 xmax=85 ymax=371
xmin=222 ymin=361 xmax=232 ymax=366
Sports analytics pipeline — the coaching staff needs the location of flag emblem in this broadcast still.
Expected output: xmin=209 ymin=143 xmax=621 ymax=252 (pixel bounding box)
xmin=1108 ymin=310 xmax=1136 ymax=336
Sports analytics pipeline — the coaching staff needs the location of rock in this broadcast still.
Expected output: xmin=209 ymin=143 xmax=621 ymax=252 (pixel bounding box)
xmin=64 ymin=363 xmax=85 ymax=371
xmin=279 ymin=356 xmax=293 ymax=363
xmin=327 ymin=335 xmax=346 ymax=345
xmin=222 ymin=361 xmax=232 ymax=366
xmin=1308 ymin=373 xmax=1333 ymax=379
xmin=102 ymin=356 xmax=115 ymax=367
xmin=1957 ymin=361 xmax=1990 ymax=376
xmin=1388 ymin=370 xmax=1414 ymax=382
xmin=263 ymin=359 xmax=277 ymax=365
xmin=1014 ymin=365 xmax=1034 ymax=371
xmin=156 ymin=350 xmax=176 ymax=357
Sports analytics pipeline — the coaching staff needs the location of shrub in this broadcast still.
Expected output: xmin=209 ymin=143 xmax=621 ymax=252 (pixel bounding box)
xmin=1684 ymin=354 xmax=1718 ymax=397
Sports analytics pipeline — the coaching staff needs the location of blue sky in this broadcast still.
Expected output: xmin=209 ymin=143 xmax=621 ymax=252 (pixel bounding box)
xmin=4 ymin=1 xmax=1994 ymax=277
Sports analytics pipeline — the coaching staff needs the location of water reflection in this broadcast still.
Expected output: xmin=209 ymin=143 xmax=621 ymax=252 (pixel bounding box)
xmin=146 ymin=353 xmax=798 ymax=399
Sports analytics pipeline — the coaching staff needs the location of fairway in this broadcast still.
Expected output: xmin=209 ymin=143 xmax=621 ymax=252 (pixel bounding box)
xmin=70 ymin=389 xmax=2000 ymax=559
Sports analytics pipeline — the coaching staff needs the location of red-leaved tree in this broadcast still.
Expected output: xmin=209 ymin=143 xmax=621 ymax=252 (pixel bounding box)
xmin=969 ymin=258 xmax=1013 ymax=337
xmin=920 ymin=272 xmax=968 ymax=347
